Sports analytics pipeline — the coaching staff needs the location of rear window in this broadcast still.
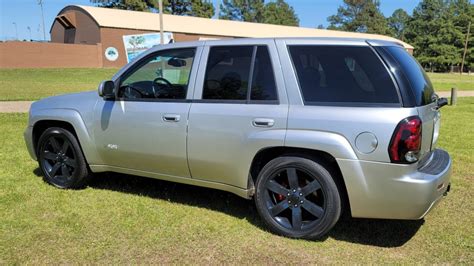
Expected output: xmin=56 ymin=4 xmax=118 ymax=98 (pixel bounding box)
xmin=288 ymin=46 xmax=400 ymax=105
xmin=383 ymin=46 xmax=435 ymax=106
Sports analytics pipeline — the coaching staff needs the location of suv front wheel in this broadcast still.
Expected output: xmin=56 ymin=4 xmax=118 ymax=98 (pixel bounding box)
xmin=37 ymin=127 xmax=90 ymax=189
xmin=254 ymin=156 xmax=341 ymax=239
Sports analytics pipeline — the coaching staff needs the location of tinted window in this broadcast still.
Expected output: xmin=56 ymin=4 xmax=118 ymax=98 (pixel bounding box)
xmin=383 ymin=46 xmax=435 ymax=106
xmin=203 ymin=46 xmax=253 ymax=100
xmin=251 ymin=46 xmax=278 ymax=101
xmin=288 ymin=46 xmax=399 ymax=105
xmin=119 ymin=48 xmax=195 ymax=100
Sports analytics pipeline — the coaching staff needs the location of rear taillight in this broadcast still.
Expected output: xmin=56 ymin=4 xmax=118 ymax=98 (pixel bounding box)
xmin=389 ymin=116 xmax=422 ymax=163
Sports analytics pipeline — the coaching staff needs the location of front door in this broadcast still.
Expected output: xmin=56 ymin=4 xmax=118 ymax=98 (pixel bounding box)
xmin=94 ymin=47 xmax=200 ymax=177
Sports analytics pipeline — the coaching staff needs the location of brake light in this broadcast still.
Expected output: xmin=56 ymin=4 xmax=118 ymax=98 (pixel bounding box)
xmin=389 ymin=116 xmax=422 ymax=163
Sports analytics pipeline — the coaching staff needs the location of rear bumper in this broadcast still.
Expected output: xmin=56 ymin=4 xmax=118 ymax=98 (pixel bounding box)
xmin=337 ymin=149 xmax=451 ymax=220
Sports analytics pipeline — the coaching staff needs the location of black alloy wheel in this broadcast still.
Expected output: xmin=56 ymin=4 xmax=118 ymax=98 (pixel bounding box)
xmin=255 ymin=156 xmax=341 ymax=239
xmin=38 ymin=127 xmax=90 ymax=188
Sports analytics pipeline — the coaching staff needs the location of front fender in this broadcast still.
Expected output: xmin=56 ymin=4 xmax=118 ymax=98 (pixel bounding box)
xmin=29 ymin=108 xmax=100 ymax=164
xmin=285 ymin=129 xmax=358 ymax=160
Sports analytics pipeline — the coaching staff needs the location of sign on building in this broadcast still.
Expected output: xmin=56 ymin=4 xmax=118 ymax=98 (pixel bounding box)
xmin=122 ymin=32 xmax=174 ymax=63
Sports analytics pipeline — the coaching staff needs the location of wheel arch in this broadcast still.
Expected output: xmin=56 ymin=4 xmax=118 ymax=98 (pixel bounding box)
xmin=30 ymin=109 xmax=99 ymax=164
xmin=249 ymin=146 xmax=351 ymax=216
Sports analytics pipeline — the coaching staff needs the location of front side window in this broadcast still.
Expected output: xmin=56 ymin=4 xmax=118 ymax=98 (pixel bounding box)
xmin=202 ymin=45 xmax=278 ymax=102
xmin=288 ymin=45 xmax=399 ymax=105
xmin=118 ymin=48 xmax=195 ymax=100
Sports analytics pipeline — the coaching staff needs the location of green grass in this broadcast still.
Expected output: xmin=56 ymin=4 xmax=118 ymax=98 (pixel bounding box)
xmin=0 ymin=69 xmax=472 ymax=101
xmin=0 ymin=68 xmax=118 ymax=101
xmin=1 ymin=100 xmax=473 ymax=263
xmin=427 ymin=72 xmax=474 ymax=91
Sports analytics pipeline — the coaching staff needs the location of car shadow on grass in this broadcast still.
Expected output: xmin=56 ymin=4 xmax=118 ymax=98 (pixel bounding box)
xmin=33 ymin=168 xmax=423 ymax=247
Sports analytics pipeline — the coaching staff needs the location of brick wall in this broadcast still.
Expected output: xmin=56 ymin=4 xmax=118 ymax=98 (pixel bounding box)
xmin=0 ymin=41 xmax=102 ymax=68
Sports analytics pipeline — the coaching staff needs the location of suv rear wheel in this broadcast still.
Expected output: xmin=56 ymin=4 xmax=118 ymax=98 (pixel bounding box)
xmin=254 ymin=156 xmax=341 ymax=239
xmin=37 ymin=127 xmax=90 ymax=189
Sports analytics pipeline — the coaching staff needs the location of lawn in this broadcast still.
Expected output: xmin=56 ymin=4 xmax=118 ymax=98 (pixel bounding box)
xmin=0 ymin=68 xmax=118 ymax=101
xmin=0 ymin=68 xmax=472 ymax=101
xmin=0 ymin=100 xmax=473 ymax=263
xmin=427 ymin=73 xmax=474 ymax=91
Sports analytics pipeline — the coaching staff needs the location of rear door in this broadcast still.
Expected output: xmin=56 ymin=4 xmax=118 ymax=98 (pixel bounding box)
xmin=187 ymin=40 xmax=288 ymax=189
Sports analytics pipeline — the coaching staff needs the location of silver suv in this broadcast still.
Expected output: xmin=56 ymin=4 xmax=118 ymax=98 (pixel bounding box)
xmin=24 ymin=38 xmax=451 ymax=239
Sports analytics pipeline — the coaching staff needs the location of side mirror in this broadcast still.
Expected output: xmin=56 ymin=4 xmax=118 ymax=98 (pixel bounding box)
xmin=98 ymin=80 xmax=115 ymax=100
xmin=437 ymin=97 xmax=448 ymax=109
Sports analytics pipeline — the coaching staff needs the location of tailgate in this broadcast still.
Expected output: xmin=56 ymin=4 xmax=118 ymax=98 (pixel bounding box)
xmin=417 ymin=102 xmax=440 ymax=160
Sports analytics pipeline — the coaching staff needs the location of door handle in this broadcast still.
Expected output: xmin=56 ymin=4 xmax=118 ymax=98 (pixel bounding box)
xmin=252 ymin=118 xmax=274 ymax=127
xmin=162 ymin=114 xmax=180 ymax=122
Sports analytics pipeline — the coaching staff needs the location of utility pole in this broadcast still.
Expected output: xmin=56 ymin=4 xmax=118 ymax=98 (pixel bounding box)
xmin=12 ymin=22 xmax=18 ymax=40
xmin=38 ymin=0 xmax=46 ymax=41
xmin=27 ymin=26 xmax=32 ymax=41
xmin=159 ymin=0 xmax=164 ymax=44
xmin=216 ymin=0 xmax=220 ymax=19
xmin=460 ymin=21 xmax=471 ymax=75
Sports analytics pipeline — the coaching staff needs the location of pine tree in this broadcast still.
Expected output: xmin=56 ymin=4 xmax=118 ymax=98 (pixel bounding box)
xmin=263 ymin=0 xmax=299 ymax=26
xmin=91 ymin=0 xmax=214 ymax=18
xmin=388 ymin=8 xmax=410 ymax=41
xmin=327 ymin=0 xmax=391 ymax=35
xmin=219 ymin=0 xmax=265 ymax=22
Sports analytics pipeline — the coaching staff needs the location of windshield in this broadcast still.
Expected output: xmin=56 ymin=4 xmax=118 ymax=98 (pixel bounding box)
xmin=384 ymin=46 xmax=435 ymax=106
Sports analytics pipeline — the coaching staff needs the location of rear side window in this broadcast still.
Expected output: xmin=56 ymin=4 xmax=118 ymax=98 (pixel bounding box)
xmin=383 ymin=46 xmax=435 ymax=106
xmin=288 ymin=46 xmax=399 ymax=105
xmin=251 ymin=46 xmax=278 ymax=101
xmin=203 ymin=45 xmax=278 ymax=102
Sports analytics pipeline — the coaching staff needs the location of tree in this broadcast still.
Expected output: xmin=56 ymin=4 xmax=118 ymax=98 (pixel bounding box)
xmin=91 ymin=0 xmax=154 ymax=11
xmin=451 ymin=0 xmax=474 ymax=71
xmin=388 ymin=8 xmax=410 ymax=41
xmin=91 ymin=0 xmax=214 ymax=18
xmin=219 ymin=0 xmax=298 ymax=26
xmin=327 ymin=0 xmax=391 ymax=35
xmin=405 ymin=0 xmax=460 ymax=71
xmin=263 ymin=0 xmax=299 ymax=26
xmin=219 ymin=0 xmax=265 ymax=22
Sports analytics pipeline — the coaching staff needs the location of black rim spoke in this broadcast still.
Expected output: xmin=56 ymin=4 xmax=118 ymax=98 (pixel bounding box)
xmin=61 ymin=164 xmax=70 ymax=177
xmin=302 ymin=201 xmax=324 ymax=218
xmin=270 ymin=200 xmax=289 ymax=217
xmin=43 ymin=151 xmax=57 ymax=161
xmin=292 ymin=207 xmax=302 ymax=230
xmin=61 ymin=141 xmax=70 ymax=154
xmin=64 ymin=158 xmax=76 ymax=168
xmin=49 ymin=137 xmax=61 ymax=152
xmin=301 ymin=180 xmax=321 ymax=196
xmin=49 ymin=162 xmax=61 ymax=177
xmin=287 ymin=168 xmax=299 ymax=190
xmin=266 ymin=180 xmax=288 ymax=195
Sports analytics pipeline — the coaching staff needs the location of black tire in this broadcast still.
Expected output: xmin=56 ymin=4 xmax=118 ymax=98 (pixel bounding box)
xmin=254 ymin=156 xmax=341 ymax=239
xmin=37 ymin=127 xmax=90 ymax=189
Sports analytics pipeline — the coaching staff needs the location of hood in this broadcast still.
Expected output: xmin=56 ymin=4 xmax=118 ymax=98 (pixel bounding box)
xmin=30 ymin=90 xmax=99 ymax=113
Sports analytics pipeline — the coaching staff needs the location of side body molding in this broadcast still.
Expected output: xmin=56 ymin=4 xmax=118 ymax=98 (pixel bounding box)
xmin=29 ymin=108 xmax=100 ymax=164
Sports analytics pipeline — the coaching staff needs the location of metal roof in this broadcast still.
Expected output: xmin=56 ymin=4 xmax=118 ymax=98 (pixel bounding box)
xmin=56 ymin=5 xmax=414 ymax=50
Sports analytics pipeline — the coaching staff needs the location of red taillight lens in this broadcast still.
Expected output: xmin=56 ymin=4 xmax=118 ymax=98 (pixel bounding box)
xmin=389 ymin=116 xmax=422 ymax=163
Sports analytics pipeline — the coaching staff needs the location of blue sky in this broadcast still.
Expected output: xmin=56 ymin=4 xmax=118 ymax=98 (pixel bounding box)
xmin=1 ymin=0 xmax=422 ymax=41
